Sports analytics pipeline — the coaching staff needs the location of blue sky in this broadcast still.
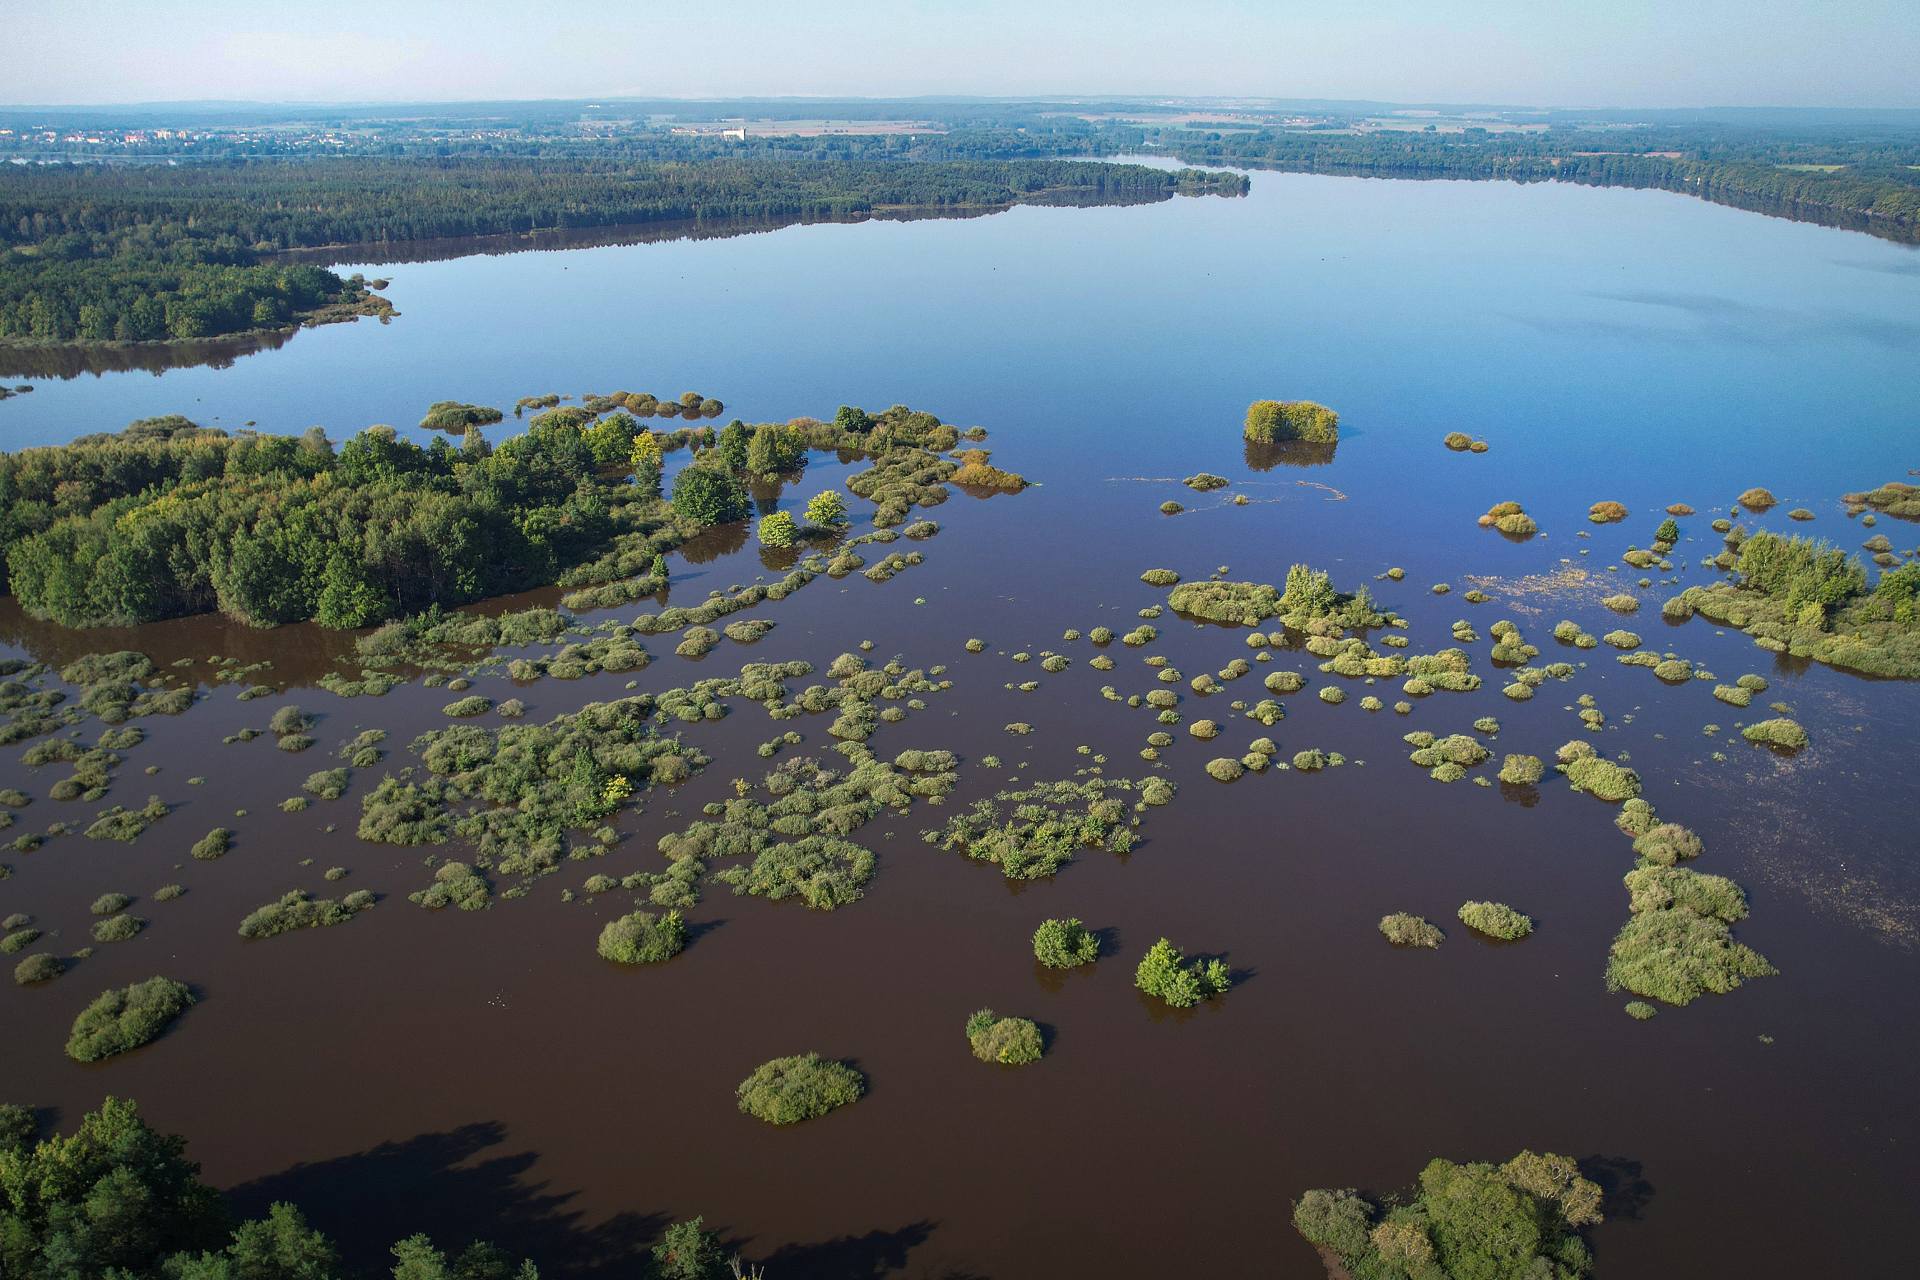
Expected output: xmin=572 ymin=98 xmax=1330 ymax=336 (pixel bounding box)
xmin=11 ymin=0 xmax=1918 ymax=108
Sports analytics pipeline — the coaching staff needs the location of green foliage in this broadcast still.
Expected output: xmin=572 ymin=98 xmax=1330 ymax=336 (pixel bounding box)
xmin=13 ymin=952 xmax=62 ymax=984
xmin=1033 ymin=916 xmax=1100 ymax=968
xmin=650 ymin=1217 xmax=728 ymax=1280
xmin=1134 ymin=937 xmax=1231 ymax=1008
xmin=735 ymin=1053 xmax=865 ymax=1125
xmin=238 ymin=889 xmax=375 ymax=939
xmin=1742 ymin=717 xmax=1809 ymax=751
xmin=756 ymin=510 xmax=799 ymax=547
xmin=1458 ymin=901 xmax=1533 ymax=940
xmin=596 ymin=909 xmax=688 ymax=964
xmin=931 ymin=776 xmax=1144 ymax=879
xmin=1498 ymin=753 xmax=1545 ymax=785
xmin=1379 ymin=913 xmax=1444 ymax=947
xmin=1244 ymin=400 xmax=1339 ymax=445
xmin=1294 ymin=1149 xmax=1602 ymax=1280
xmin=965 ymin=1009 xmax=1045 ymax=1064
xmin=669 ymin=463 xmax=749 ymax=526
xmin=803 ymin=489 xmax=848 ymax=528
xmin=0 ymin=1096 xmax=227 ymax=1276
xmin=190 ymin=827 xmax=232 ymax=860
xmin=66 ymin=976 xmax=195 ymax=1061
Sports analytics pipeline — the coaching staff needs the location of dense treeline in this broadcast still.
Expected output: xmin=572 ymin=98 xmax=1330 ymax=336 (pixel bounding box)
xmin=1148 ymin=127 xmax=1920 ymax=241
xmin=0 ymin=410 xmax=666 ymax=627
xmin=0 ymin=398 xmax=973 ymax=630
xmin=0 ymin=152 xmax=1239 ymax=344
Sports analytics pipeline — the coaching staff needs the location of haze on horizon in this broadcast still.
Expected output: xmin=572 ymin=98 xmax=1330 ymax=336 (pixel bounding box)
xmin=10 ymin=0 xmax=1919 ymax=112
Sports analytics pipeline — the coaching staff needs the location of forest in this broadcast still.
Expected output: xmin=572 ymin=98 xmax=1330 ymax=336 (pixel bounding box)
xmin=0 ymin=153 xmax=1244 ymax=345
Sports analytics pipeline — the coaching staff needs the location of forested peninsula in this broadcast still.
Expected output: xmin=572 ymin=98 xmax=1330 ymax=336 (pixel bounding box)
xmin=0 ymin=156 xmax=1244 ymax=347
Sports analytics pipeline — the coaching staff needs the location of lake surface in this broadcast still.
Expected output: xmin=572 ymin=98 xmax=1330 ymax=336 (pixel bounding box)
xmin=2 ymin=171 xmax=1919 ymax=1279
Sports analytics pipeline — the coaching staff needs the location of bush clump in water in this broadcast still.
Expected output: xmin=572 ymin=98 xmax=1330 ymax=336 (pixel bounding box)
xmin=966 ymin=1009 xmax=1044 ymax=1064
xmin=1033 ymin=917 xmax=1099 ymax=968
xmin=1244 ymin=400 xmax=1339 ymax=445
xmin=1742 ymin=718 xmax=1808 ymax=751
xmin=1293 ymin=1151 xmax=1603 ymax=1279
xmin=1379 ymin=913 xmax=1444 ymax=948
xmin=1738 ymin=487 xmax=1777 ymax=510
xmin=190 ymin=827 xmax=232 ymax=860
xmin=596 ymin=909 xmax=687 ymax=964
xmin=736 ymin=1053 xmax=864 ymax=1125
xmin=1205 ymin=757 xmax=1244 ymax=782
xmin=1498 ymin=754 xmax=1544 ymax=785
xmin=13 ymin=953 xmax=61 ymax=985
xmin=238 ymin=889 xmax=375 ymax=939
xmin=1140 ymin=568 xmax=1181 ymax=587
xmin=1134 ymin=937 xmax=1231 ymax=1008
xmin=1457 ymin=901 xmax=1533 ymax=940
xmin=66 ymin=976 xmax=194 ymax=1062
xmin=1589 ymin=501 xmax=1628 ymax=523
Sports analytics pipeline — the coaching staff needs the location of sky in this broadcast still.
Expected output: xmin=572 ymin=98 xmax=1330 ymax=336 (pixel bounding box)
xmin=9 ymin=0 xmax=1918 ymax=110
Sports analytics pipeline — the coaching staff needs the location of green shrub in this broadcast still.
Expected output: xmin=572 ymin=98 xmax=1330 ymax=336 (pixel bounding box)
xmin=736 ymin=1053 xmax=864 ymax=1124
xmin=1134 ymin=937 xmax=1231 ymax=1008
xmin=1140 ymin=568 xmax=1181 ymax=586
xmin=1295 ymin=1151 xmax=1603 ymax=1278
xmin=1033 ymin=917 xmax=1100 ymax=968
xmin=442 ymin=695 xmax=492 ymax=717
xmin=1245 ymin=400 xmax=1339 ymax=444
xmin=1457 ymin=901 xmax=1532 ymax=940
xmin=66 ymin=976 xmax=194 ymax=1061
xmin=1205 ymin=757 xmax=1244 ymax=782
xmin=190 ymin=827 xmax=232 ymax=860
xmin=1561 ymin=755 xmax=1642 ymax=802
xmin=1589 ymin=500 xmax=1628 ymax=523
xmin=1632 ymin=823 xmax=1704 ymax=866
xmin=91 ymin=914 xmax=146 ymax=943
xmin=1742 ymin=718 xmax=1808 ymax=751
xmin=1379 ymin=913 xmax=1443 ymax=948
xmin=1738 ymin=487 xmax=1776 ymax=510
xmin=596 ymin=909 xmax=688 ymax=964
xmin=238 ymin=890 xmax=374 ymax=938
xmin=1606 ymin=909 xmax=1775 ymax=1005
xmin=966 ymin=1009 xmax=1044 ymax=1064
xmin=1625 ymin=1000 xmax=1657 ymax=1020
xmin=302 ymin=768 xmax=351 ymax=799
xmin=13 ymin=952 xmax=62 ymax=984
xmin=91 ymin=892 xmax=132 ymax=916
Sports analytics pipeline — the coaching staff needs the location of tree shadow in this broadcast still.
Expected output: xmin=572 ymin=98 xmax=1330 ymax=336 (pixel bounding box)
xmin=1580 ymin=1154 xmax=1656 ymax=1222
xmin=226 ymin=1121 xmax=669 ymax=1280
xmin=755 ymin=1219 xmax=945 ymax=1280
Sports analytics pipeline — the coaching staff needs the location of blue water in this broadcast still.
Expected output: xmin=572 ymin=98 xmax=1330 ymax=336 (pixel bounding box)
xmin=5 ymin=171 xmax=1917 ymax=523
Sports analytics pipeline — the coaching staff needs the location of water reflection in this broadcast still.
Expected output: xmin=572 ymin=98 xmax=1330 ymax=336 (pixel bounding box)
xmin=0 ymin=329 xmax=298 ymax=380
xmin=1243 ymin=438 xmax=1337 ymax=470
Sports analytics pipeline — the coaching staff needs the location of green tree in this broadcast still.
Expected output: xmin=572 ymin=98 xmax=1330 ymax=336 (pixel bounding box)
xmin=714 ymin=421 xmax=750 ymax=473
xmin=757 ymin=511 xmax=798 ymax=547
xmin=671 ymin=465 xmax=748 ymax=526
xmin=803 ymin=490 xmax=848 ymax=528
xmin=315 ymin=550 xmax=386 ymax=629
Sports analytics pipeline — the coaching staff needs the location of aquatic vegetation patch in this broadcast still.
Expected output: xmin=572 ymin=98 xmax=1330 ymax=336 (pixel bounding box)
xmin=1379 ymin=913 xmax=1444 ymax=948
xmin=1134 ymin=937 xmax=1232 ymax=1008
xmin=1457 ymin=900 xmax=1532 ymax=940
xmin=1293 ymin=1151 xmax=1602 ymax=1279
xmin=238 ymin=889 xmax=375 ymax=938
xmin=1033 ymin=917 xmax=1100 ymax=968
xmin=1742 ymin=717 xmax=1808 ymax=751
xmin=966 ymin=1009 xmax=1044 ymax=1064
xmin=66 ymin=976 xmax=194 ymax=1062
xmin=736 ymin=1053 xmax=865 ymax=1125
xmin=1244 ymin=400 xmax=1339 ymax=445
xmin=930 ymin=776 xmax=1146 ymax=879
xmin=596 ymin=909 xmax=687 ymax=964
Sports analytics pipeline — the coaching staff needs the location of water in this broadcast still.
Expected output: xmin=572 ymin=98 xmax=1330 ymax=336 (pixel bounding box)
xmin=2 ymin=172 xmax=1919 ymax=1279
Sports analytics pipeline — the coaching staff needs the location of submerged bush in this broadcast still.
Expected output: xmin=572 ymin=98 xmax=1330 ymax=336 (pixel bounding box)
xmin=1245 ymin=400 xmax=1339 ymax=445
xmin=1589 ymin=501 xmax=1628 ymax=523
xmin=1498 ymin=754 xmax=1545 ymax=785
xmin=596 ymin=909 xmax=687 ymax=964
xmin=1606 ymin=908 xmax=1775 ymax=1005
xmin=1033 ymin=917 xmax=1100 ymax=968
xmin=1632 ymin=823 xmax=1704 ymax=866
xmin=238 ymin=889 xmax=374 ymax=939
xmin=1134 ymin=937 xmax=1231 ymax=1008
xmin=13 ymin=952 xmax=62 ymax=985
xmin=1742 ymin=718 xmax=1808 ymax=751
xmin=1379 ymin=913 xmax=1444 ymax=948
xmin=736 ymin=1053 xmax=865 ymax=1124
xmin=190 ymin=827 xmax=232 ymax=860
xmin=1458 ymin=900 xmax=1533 ymax=940
xmin=966 ymin=1009 xmax=1045 ymax=1064
xmin=66 ymin=976 xmax=194 ymax=1061
xmin=1294 ymin=1151 xmax=1603 ymax=1279
xmin=1561 ymin=754 xmax=1642 ymax=802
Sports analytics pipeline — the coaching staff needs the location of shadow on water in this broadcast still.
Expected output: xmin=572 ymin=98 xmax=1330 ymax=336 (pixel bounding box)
xmin=228 ymin=1121 xmax=955 ymax=1280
